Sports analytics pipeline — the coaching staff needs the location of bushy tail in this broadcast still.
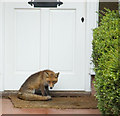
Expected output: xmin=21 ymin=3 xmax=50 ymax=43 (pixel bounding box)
xmin=17 ymin=92 xmax=51 ymax=101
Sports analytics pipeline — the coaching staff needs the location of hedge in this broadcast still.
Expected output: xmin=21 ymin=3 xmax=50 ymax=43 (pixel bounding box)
xmin=92 ymin=8 xmax=120 ymax=115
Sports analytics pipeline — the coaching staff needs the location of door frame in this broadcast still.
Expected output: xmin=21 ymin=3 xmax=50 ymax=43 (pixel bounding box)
xmin=0 ymin=0 xmax=99 ymax=91
xmin=0 ymin=2 xmax=5 ymax=91
xmin=85 ymin=0 xmax=99 ymax=91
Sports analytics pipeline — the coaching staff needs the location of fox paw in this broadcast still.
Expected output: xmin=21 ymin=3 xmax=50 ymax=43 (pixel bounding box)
xmin=47 ymin=96 xmax=52 ymax=100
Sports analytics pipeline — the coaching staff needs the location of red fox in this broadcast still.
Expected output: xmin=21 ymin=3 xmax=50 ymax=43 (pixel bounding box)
xmin=17 ymin=70 xmax=59 ymax=101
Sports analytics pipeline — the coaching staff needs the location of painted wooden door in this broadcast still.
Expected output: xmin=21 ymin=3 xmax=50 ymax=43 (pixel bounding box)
xmin=4 ymin=2 xmax=87 ymax=91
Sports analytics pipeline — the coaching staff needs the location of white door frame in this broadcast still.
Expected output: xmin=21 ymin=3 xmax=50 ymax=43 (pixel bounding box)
xmin=85 ymin=0 xmax=99 ymax=91
xmin=0 ymin=2 xmax=5 ymax=91
xmin=0 ymin=0 xmax=99 ymax=91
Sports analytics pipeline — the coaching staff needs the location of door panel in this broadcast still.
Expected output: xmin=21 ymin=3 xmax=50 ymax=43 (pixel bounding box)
xmin=4 ymin=3 xmax=41 ymax=89
xmin=15 ymin=10 xmax=41 ymax=71
xmin=49 ymin=10 xmax=75 ymax=71
xmin=4 ymin=2 xmax=86 ymax=90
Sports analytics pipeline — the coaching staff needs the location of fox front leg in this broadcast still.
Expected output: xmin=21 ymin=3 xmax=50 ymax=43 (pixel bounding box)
xmin=40 ymin=85 xmax=46 ymax=96
xmin=45 ymin=85 xmax=50 ymax=96
xmin=40 ymin=85 xmax=52 ymax=100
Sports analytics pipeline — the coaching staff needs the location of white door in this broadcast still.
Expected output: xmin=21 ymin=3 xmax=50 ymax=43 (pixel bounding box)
xmin=4 ymin=2 xmax=87 ymax=91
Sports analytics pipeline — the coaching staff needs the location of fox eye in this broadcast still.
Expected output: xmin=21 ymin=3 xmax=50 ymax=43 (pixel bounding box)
xmin=53 ymin=81 xmax=56 ymax=83
xmin=50 ymin=74 xmax=54 ymax=76
xmin=48 ymin=81 xmax=50 ymax=83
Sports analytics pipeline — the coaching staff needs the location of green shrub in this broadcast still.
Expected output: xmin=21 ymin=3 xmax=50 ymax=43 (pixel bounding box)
xmin=92 ymin=8 xmax=120 ymax=115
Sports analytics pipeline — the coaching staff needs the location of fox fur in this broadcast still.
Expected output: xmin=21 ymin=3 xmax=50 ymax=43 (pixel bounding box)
xmin=17 ymin=70 xmax=59 ymax=101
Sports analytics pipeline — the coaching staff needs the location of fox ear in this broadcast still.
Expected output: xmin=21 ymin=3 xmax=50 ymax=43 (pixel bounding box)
xmin=44 ymin=72 xmax=49 ymax=77
xmin=55 ymin=72 xmax=60 ymax=78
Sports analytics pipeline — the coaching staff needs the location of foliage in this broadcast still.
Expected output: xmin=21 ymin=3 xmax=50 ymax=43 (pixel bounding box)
xmin=92 ymin=8 xmax=120 ymax=115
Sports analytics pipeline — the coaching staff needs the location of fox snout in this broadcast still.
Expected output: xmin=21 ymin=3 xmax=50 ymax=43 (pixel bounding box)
xmin=49 ymin=83 xmax=54 ymax=89
xmin=50 ymin=87 xmax=53 ymax=89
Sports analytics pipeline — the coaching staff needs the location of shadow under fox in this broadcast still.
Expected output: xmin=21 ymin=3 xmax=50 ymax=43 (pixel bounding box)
xmin=17 ymin=70 xmax=59 ymax=101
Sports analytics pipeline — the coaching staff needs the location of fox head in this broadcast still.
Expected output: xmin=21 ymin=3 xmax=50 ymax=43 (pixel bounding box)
xmin=44 ymin=70 xmax=59 ymax=89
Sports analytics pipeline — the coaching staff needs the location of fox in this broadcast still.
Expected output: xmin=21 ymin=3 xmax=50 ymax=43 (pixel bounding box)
xmin=17 ymin=70 xmax=59 ymax=101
